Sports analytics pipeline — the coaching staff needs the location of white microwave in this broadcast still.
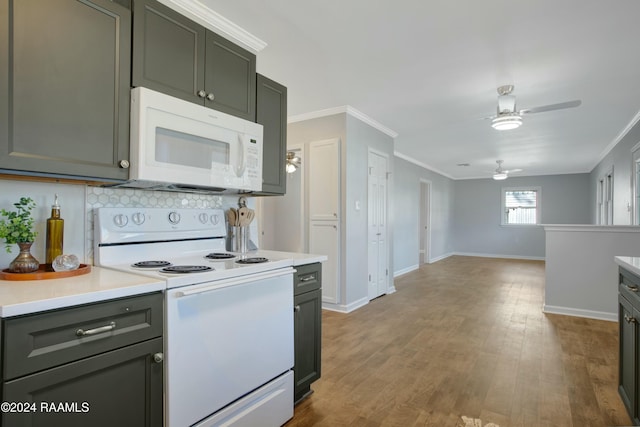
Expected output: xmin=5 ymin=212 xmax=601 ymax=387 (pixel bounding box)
xmin=122 ymin=87 xmax=263 ymax=193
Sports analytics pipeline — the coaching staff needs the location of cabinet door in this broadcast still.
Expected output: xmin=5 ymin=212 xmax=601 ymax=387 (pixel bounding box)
xmin=256 ymin=74 xmax=287 ymax=195
xmin=0 ymin=0 xmax=131 ymax=181
xmin=204 ymin=31 xmax=256 ymax=121
xmin=309 ymin=221 xmax=339 ymax=304
xmin=308 ymin=139 xmax=340 ymax=220
xmin=619 ymin=293 xmax=637 ymax=422
xmin=294 ymin=288 xmax=322 ymax=403
xmin=132 ymin=0 xmax=205 ymax=105
xmin=2 ymin=338 xmax=163 ymax=427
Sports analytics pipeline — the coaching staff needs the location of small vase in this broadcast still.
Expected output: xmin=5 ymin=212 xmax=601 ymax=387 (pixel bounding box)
xmin=9 ymin=242 xmax=40 ymax=273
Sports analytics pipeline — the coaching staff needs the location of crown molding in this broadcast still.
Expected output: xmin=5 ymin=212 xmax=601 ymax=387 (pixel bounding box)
xmin=160 ymin=0 xmax=267 ymax=53
xmin=393 ymin=151 xmax=455 ymax=180
xmin=288 ymin=105 xmax=398 ymax=139
xmin=591 ymin=108 xmax=640 ymax=172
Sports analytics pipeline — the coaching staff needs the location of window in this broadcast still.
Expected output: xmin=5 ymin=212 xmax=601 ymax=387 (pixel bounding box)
xmin=501 ymin=187 xmax=541 ymax=225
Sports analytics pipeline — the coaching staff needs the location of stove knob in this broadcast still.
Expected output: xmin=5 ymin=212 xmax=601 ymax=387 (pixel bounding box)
xmin=131 ymin=212 xmax=145 ymax=225
xmin=168 ymin=211 xmax=181 ymax=225
xmin=113 ymin=214 xmax=128 ymax=228
xmin=198 ymin=212 xmax=209 ymax=224
xmin=211 ymin=214 xmax=220 ymax=225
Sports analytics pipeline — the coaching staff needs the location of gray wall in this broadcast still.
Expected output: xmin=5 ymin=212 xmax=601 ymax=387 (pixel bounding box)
xmin=287 ymin=113 xmax=394 ymax=308
xmin=345 ymin=115 xmax=394 ymax=302
xmin=453 ymin=174 xmax=591 ymax=258
xmin=589 ymin=119 xmax=640 ymax=224
xmin=392 ymin=157 xmax=455 ymax=273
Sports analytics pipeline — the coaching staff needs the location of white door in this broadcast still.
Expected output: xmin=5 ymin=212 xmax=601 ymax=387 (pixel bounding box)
xmin=308 ymin=139 xmax=340 ymax=221
xmin=309 ymin=221 xmax=339 ymax=304
xmin=368 ymin=151 xmax=388 ymax=300
xmin=420 ymin=180 xmax=431 ymax=264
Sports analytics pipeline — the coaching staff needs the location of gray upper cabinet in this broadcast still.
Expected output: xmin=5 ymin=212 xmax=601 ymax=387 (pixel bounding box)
xmin=256 ymin=74 xmax=287 ymax=195
xmin=132 ymin=0 xmax=205 ymax=103
xmin=132 ymin=0 xmax=256 ymax=121
xmin=0 ymin=0 xmax=131 ymax=181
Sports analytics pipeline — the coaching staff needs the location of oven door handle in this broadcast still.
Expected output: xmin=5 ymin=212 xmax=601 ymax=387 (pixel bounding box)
xmin=175 ymin=267 xmax=296 ymax=297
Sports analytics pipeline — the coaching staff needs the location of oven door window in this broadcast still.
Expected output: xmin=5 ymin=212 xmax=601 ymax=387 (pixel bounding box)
xmin=155 ymin=127 xmax=230 ymax=169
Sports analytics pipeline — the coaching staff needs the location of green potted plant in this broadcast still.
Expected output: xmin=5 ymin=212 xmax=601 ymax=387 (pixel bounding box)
xmin=0 ymin=197 xmax=39 ymax=273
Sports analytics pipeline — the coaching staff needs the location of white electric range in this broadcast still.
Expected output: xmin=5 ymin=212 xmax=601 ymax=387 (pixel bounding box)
xmin=94 ymin=207 xmax=294 ymax=427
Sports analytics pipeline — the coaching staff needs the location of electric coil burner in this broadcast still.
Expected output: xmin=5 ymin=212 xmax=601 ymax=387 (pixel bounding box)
xmin=205 ymin=253 xmax=236 ymax=260
xmin=236 ymin=257 xmax=269 ymax=265
xmin=132 ymin=260 xmax=172 ymax=268
xmin=161 ymin=265 xmax=213 ymax=274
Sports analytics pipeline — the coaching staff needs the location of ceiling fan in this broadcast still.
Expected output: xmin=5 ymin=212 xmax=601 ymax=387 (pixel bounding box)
xmin=285 ymin=151 xmax=301 ymax=173
xmin=492 ymin=160 xmax=522 ymax=180
xmin=487 ymin=85 xmax=581 ymax=130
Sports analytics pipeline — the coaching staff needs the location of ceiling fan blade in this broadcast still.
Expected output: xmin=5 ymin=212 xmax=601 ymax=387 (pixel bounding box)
xmin=519 ymin=100 xmax=581 ymax=115
xmin=505 ymin=168 xmax=523 ymax=173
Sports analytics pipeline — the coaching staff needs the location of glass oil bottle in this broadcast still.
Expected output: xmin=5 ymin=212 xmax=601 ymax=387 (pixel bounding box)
xmin=45 ymin=194 xmax=64 ymax=270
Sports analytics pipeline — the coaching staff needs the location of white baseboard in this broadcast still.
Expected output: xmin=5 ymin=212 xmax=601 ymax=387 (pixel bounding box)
xmin=322 ymin=296 xmax=368 ymax=313
xmin=542 ymin=304 xmax=617 ymax=322
xmin=453 ymin=252 xmax=545 ymax=261
xmin=429 ymin=252 xmax=454 ymax=263
xmin=393 ymin=265 xmax=419 ymax=277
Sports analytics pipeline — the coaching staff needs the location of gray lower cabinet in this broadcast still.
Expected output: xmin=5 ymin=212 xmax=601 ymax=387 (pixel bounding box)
xmin=619 ymin=267 xmax=640 ymax=426
xmin=1 ymin=292 xmax=163 ymax=427
xmin=256 ymin=74 xmax=287 ymax=195
xmin=132 ymin=0 xmax=256 ymax=121
xmin=0 ymin=0 xmax=131 ymax=181
xmin=294 ymin=263 xmax=322 ymax=403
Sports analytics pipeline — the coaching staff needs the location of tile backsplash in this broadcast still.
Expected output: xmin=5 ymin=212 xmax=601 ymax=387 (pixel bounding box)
xmin=0 ymin=179 xmax=256 ymax=269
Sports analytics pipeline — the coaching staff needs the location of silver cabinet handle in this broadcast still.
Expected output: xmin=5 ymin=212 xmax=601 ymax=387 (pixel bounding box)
xmin=300 ymin=275 xmax=315 ymax=282
xmin=76 ymin=321 xmax=116 ymax=337
xmin=625 ymin=314 xmax=638 ymax=324
xmin=197 ymin=90 xmax=206 ymax=98
xmin=294 ymin=305 xmax=301 ymax=313
xmin=118 ymin=159 xmax=130 ymax=169
xmin=625 ymin=284 xmax=639 ymax=292
xmin=206 ymin=92 xmax=215 ymax=101
xmin=153 ymin=353 xmax=164 ymax=364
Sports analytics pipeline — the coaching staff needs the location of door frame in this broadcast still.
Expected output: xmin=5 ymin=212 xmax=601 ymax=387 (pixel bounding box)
xmin=419 ymin=179 xmax=432 ymax=264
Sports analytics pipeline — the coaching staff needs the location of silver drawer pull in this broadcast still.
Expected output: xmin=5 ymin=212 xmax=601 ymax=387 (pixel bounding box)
xmin=625 ymin=284 xmax=639 ymax=292
xmin=294 ymin=305 xmax=301 ymax=313
xmin=300 ymin=275 xmax=315 ymax=282
xmin=625 ymin=314 xmax=638 ymax=324
xmin=76 ymin=321 xmax=116 ymax=337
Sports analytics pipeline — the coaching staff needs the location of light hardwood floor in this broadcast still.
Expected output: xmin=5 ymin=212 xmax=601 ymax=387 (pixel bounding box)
xmin=287 ymin=256 xmax=632 ymax=427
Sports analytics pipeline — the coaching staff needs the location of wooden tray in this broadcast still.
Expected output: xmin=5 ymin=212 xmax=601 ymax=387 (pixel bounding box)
xmin=0 ymin=264 xmax=91 ymax=281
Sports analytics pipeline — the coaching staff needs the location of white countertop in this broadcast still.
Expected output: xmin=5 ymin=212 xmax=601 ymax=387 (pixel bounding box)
xmin=615 ymin=256 xmax=640 ymax=277
xmin=0 ymin=266 xmax=165 ymax=318
xmin=0 ymin=252 xmax=324 ymax=318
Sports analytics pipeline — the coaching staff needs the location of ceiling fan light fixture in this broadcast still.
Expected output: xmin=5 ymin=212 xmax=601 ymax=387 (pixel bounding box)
xmin=491 ymin=114 xmax=522 ymax=131
xmin=285 ymin=151 xmax=301 ymax=173
xmin=493 ymin=172 xmax=508 ymax=180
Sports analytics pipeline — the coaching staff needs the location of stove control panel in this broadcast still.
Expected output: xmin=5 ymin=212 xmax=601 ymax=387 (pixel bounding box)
xmin=95 ymin=207 xmax=227 ymax=245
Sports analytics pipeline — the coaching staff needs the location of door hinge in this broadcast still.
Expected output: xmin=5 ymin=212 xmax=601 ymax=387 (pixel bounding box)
xmin=368 ymin=274 xmax=371 ymax=281
xmin=386 ymin=269 xmax=388 ymax=276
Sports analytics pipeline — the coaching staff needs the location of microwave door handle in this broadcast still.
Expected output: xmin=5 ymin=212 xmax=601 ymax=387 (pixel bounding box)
xmin=235 ymin=134 xmax=246 ymax=177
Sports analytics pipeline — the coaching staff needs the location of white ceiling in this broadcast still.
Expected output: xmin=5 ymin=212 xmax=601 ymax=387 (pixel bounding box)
xmin=200 ymin=0 xmax=640 ymax=179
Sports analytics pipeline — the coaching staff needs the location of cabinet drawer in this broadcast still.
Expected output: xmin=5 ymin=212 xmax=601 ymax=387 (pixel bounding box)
xmin=294 ymin=263 xmax=322 ymax=295
xmin=620 ymin=269 xmax=640 ymax=309
xmin=3 ymin=292 xmax=163 ymax=380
